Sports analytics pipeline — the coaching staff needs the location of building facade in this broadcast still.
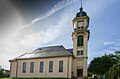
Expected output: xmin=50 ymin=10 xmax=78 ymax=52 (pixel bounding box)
xmin=9 ymin=6 xmax=90 ymax=79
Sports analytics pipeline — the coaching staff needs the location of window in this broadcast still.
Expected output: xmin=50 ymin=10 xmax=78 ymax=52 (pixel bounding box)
xmin=30 ymin=62 xmax=34 ymax=73
xmin=77 ymin=50 xmax=83 ymax=55
xmin=22 ymin=62 xmax=26 ymax=73
xmin=59 ymin=61 xmax=63 ymax=72
xmin=40 ymin=61 xmax=44 ymax=73
xmin=49 ymin=61 xmax=53 ymax=73
xmin=77 ymin=35 xmax=84 ymax=46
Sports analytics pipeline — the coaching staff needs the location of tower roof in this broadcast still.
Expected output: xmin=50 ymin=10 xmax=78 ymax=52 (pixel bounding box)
xmin=76 ymin=7 xmax=87 ymax=17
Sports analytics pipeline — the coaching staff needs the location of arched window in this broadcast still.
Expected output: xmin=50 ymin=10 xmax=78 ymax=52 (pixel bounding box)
xmin=77 ymin=35 xmax=84 ymax=46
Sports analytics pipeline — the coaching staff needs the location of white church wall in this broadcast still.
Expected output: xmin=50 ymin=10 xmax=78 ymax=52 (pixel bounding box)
xmin=10 ymin=56 xmax=72 ymax=78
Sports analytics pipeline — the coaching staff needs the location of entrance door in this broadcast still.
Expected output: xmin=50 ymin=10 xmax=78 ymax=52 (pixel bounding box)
xmin=77 ymin=69 xmax=83 ymax=78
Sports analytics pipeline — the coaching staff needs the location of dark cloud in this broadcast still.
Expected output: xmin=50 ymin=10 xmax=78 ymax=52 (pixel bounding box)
xmin=7 ymin=0 xmax=60 ymax=22
xmin=0 ymin=0 xmax=61 ymax=38
xmin=0 ymin=0 xmax=22 ymax=38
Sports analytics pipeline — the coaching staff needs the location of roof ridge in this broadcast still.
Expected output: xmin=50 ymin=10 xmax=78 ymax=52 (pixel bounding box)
xmin=37 ymin=45 xmax=64 ymax=50
xmin=10 ymin=45 xmax=73 ymax=60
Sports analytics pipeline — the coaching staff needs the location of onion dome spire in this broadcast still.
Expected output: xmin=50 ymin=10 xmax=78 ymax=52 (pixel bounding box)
xmin=76 ymin=0 xmax=87 ymax=17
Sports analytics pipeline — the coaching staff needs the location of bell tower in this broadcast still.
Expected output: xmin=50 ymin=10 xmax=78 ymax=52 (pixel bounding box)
xmin=72 ymin=3 xmax=90 ymax=78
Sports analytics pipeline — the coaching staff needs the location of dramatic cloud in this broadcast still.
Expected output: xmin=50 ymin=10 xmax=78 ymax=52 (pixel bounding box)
xmin=0 ymin=0 xmax=119 ymax=69
xmin=0 ymin=0 xmax=23 ymax=38
xmin=0 ymin=0 xmax=76 ymax=69
xmin=21 ymin=0 xmax=78 ymax=29
xmin=20 ymin=11 xmax=72 ymax=49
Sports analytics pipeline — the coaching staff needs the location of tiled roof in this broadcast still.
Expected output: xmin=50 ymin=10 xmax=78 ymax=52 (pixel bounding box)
xmin=14 ymin=45 xmax=73 ymax=60
xmin=67 ymin=49 xmax=73 ymax=54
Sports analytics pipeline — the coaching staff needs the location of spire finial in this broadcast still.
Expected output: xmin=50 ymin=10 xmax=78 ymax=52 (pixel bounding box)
xmin=80 ymin=0 xmax=83 ymax=12
xmin=81 ymin=0 xmax=82 ymax=8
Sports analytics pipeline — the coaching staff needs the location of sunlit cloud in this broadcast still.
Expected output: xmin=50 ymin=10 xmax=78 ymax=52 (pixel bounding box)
xmin=20 ymin=11 xmax=72 ymax=49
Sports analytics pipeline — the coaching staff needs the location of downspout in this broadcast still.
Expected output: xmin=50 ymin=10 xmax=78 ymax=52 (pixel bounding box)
xmin=67 ymin=57 xmax=69 ymax=78
xmin=10 ymin=62 xmax=12 ymax=77
xmin=16 ymin=59 xmax=18 ymax=78
xmin=44 ymin=57 xmax=46 ymax=78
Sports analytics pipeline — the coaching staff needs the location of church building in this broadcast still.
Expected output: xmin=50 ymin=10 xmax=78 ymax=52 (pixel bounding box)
xmin=9 ymin=6 xmax=90 ymax=79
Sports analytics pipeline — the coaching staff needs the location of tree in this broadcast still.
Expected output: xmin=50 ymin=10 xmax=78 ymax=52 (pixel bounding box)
xmin=0 ymin=66 xmax=9 ymax=78
xmin=0 ymin=67 xmax=4 ymax=77
xmin=114 ymin=51 xmax=120 ymax=62
xmin=108 ymin=62 xmax=120 ymax=79
xmin=88 ymin=54 xmax=118 ymax=76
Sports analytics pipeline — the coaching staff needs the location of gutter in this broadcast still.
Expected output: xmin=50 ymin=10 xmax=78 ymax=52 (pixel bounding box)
xmin=10 ymin=62 xmax=12 ymax=77
xmin=9 ymin=55 xmax=73 ymax=61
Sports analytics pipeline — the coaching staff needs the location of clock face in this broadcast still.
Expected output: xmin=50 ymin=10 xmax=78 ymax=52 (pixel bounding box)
xmin=77 ymin=21 xmax=84 ymax=27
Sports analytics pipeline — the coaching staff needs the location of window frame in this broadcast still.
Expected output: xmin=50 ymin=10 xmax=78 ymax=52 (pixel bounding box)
xmin=39 ymin=61 xmax=44 ymax=73
xmin=49 ymin=61 xmax=53 ymax=73
xmin=77 ymin=35 xmax=84 ymax=46
xmin=22 ymin=62 xmax=26 ymax=73
xmin=30 ymin=62 xmax=34 ymax=73
xmin=59 ymin=61 xmax=63 ymax=72
xmin=77 ymin=50 xmax=83 ymax=55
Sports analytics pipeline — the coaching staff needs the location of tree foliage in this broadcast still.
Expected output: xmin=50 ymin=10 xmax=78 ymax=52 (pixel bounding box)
xmin=88 ymin=54 xmax=118 ymax=75
xmin=0 ymin=67 xmax=4 ymax=77
xmin=114 ymin=51 xmax=120 ymax=62
xmin=108 ymin=62 xmax=120 ymax=79
xmin=0 ymin=66 xmax=9 ymax=78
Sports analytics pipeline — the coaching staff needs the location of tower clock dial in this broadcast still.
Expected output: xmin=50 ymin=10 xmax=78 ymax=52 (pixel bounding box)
xmin=77 ymin=21 xmax=84 ymax=27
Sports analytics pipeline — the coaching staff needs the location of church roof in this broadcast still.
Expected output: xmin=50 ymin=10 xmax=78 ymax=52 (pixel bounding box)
xmin=11 ymin=45 xmax=73 ymax=60
xmin=67 ymin=49 xmax=73 ymax=54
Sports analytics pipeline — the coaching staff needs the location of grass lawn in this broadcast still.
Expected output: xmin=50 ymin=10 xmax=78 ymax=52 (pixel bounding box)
xmin=0 ymin=78 xmax=12 ymax=79
xmin=0 ymin=78 xmax=69 ymax=79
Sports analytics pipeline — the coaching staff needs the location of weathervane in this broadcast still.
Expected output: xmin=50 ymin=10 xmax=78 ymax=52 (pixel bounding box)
xmin=81 ymin=0 xmax=82 ymax=8
xmin=80 ymin=0 xmax=83 ymax=12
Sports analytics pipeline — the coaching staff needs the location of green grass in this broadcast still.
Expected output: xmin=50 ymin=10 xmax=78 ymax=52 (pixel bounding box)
xmin=0 ymin=78 xmax=12 ymax=79
xmin=0 ymin=78 xmax=69 ymax=79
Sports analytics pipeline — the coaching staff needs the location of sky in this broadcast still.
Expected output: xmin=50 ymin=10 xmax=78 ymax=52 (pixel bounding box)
xmin=0 ymin=0 xmax=120 ymax=70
